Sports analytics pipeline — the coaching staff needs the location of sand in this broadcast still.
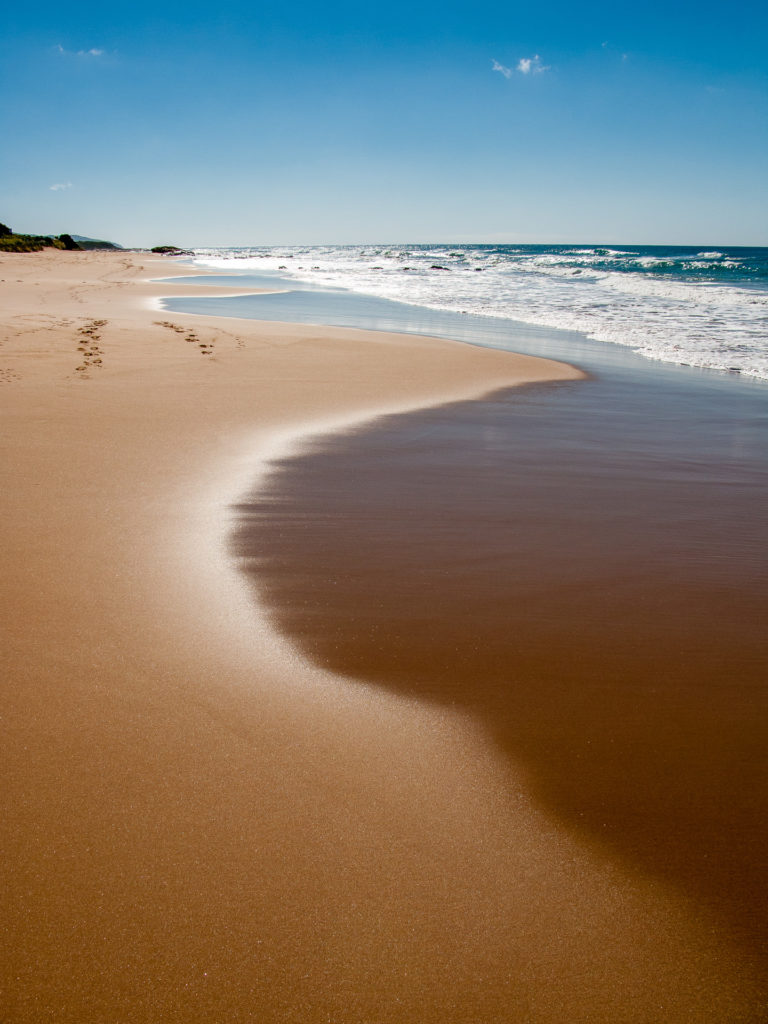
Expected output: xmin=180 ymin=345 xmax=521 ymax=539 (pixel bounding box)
xmin=0 ymin=249 xmax=763 ymax=1022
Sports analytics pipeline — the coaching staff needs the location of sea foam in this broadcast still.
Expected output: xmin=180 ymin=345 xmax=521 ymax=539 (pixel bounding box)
xmin=192 ymin=244 xmax=768 ymax=381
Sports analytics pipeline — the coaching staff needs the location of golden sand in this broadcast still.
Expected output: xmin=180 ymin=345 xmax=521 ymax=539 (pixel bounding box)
xmin=0 ymin=250 xmax=761 ymax=1021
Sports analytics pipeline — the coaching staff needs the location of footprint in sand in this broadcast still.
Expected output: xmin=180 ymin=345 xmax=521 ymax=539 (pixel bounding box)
xmin=74 ymin=319 xmax=107 ymax=375
xmin=0 ymin=368 xmax=21 ymax=383
xmin=155 ymin=319 xmax=215 ymax=356
xmin=154 ymin=320 xmax=187 ymax=335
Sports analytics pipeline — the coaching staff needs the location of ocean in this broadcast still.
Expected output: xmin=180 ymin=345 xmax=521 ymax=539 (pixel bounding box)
xmin=188 ymin=243 xmax=768 ymax=382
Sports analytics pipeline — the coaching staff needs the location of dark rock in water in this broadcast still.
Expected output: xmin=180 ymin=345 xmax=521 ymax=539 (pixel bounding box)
xmin=430 ymin=265 xmax=450 ymax=271
xmin=278 ymin=265 xmax=287 ymax=270
xmin=151 ymin=245 xmax=193 ymax=256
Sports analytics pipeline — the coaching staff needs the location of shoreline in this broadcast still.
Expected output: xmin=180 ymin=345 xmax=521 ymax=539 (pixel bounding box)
xmin=244 ymin=364 xmax=768 ymax=956
xmin=1 ymin=249 xmax=764 ymax=1022
xmin=176 ymin=244 xmax=768 ymax=384
xmin=0 ymin=248 xmax=584 ymax=677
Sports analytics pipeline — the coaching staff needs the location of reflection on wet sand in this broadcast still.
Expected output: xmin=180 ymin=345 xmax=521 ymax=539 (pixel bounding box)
xmin=235 ymin=376 xmax=768 ymax=970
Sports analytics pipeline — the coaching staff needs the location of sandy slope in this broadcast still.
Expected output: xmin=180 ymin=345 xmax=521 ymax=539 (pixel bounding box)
xmin=0 ymin=250 xmax=760 ymax=1022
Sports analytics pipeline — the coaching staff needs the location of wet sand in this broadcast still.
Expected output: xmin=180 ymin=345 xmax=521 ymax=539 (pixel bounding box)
xmin=236 ymin=366 xmax=768 ymax=1004
xmin=1 ymin=249 xmax=765 ymax=1022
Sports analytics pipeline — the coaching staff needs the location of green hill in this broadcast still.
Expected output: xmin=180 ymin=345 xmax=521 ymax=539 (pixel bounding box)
xmin=0 ymin=222 xmax=121 ymax=252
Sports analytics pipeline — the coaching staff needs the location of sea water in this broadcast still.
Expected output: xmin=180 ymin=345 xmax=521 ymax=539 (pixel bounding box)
xmin=187 ymin=244 xmax=768 ymax=382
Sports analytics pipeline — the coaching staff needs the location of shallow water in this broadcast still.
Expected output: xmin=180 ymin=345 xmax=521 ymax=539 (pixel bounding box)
xmin=167 ymin=277 xmax=768 ymax=971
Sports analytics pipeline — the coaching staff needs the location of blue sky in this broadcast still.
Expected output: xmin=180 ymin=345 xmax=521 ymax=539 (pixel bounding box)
xmin=2 ymin=0 xmax=766 ymax=246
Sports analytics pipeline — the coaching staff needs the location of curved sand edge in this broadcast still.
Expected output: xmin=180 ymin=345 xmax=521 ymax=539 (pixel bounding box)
xmin=0 ymin=246 xmax=586 ymax=683
xmin=1 ymin=249 xmax=761 ymax=1023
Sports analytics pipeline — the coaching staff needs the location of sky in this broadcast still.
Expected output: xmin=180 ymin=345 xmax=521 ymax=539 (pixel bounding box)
xmin=2 ymin=0 xmax=767 ymax=247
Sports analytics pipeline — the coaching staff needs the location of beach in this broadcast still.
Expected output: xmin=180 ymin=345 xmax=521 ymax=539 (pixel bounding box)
xmin=1 ymin=248 xmax=765 ymax=1022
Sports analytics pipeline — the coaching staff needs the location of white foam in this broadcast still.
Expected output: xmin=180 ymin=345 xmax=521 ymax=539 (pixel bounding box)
xmin=191 ymin=247 xmax=768 ymax=382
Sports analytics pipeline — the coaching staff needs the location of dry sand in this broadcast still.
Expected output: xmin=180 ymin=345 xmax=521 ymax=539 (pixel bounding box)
xmin=0 ymin=249 xmax=762 ymax=1022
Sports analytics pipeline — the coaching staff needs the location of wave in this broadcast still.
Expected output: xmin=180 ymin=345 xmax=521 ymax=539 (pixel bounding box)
xmin=191 ymin=245 xmax=768 ymax=382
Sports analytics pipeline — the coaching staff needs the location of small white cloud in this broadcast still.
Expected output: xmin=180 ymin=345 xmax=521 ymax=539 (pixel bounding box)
xmin=55 ymin=43 xmax=104 ymax=57
xmin=50 ymin=182 xmax=73 ymax=191
xmin=491 ymin=59 xmax=513 ymax=79
xmin=517 ymin=54 xmax=549 ymax=75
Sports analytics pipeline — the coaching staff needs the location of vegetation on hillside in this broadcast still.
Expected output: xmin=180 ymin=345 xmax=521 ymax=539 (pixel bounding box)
xmin=0 ymin=222 xmax=121 ymax=253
